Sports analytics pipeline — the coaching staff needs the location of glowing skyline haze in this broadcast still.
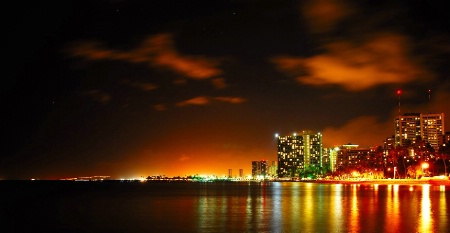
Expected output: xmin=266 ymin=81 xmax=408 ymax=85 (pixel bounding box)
xmin=2 ymin=0 xmax=449 ymax=179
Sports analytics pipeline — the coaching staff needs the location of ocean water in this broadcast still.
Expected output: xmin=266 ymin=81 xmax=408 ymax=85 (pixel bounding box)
xmin=1 ymin=181 xmax=449 ymax=233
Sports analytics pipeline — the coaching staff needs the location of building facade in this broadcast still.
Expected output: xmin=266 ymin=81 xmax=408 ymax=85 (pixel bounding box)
xmin=335 ymin=144 xmax=380 ymax=171
xmin=395 ymin=113 xmax=421 ymax=147
xmin=252 ymin=160 xmax=268 ymax=179
xmin=395 ymin=113 xmax=445 ymax=150
xmin=267 ymin=161 xmax=278 ymax=178
xmin=420 ymin=113 xmax=445 ymax=150
xmin=277 ymin=131 xmax=323 ymax=178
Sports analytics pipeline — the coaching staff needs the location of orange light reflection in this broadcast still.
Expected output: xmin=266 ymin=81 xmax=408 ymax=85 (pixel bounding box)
xmin=418 ymin=185 xmax=434 ymax=232
xmin=349 ymin=184 xmax=360 ymax=232
xmin=384 ymin=185 xmax=400 ymax=232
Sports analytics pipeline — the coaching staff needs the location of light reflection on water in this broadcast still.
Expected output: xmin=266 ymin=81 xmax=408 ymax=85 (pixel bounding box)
xmin=4 ymin=181 xmax=449 ymax=233
xmin=438 ymin=185 xmax=447 ymax=233
xmin=418 ymin=184 xmax=432 ymax=233
xmin=192 ymin=182 xmax=448 ymax=233
xmin=349 ymin=184 xmax=360 ymax=232
xmin=330 ymin=184 xmax=344 ymax=232
xmin=384 ymin=184 xmax=400 ymax=232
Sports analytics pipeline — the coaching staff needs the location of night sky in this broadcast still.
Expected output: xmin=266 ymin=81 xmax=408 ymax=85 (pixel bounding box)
xmin=2 ymin=0 xmax=450 ymax=180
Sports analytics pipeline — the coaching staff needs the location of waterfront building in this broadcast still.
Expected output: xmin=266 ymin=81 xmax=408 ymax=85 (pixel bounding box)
xmin=335 ymin=144 xmax=379 ymax=171
xmin=322 ymin=148 xmax=334 ymax=173
xmin=395 ymin=113 xmax=421 ymax=147
xmin=252 ymin=160 xmax=268 ymax=179
xmin=420 ymin=113 xmax=445 ymax=150
xmin=267 ymin=161 xmax=278 ymax=178
xmin=276 ymin=131 xmax=323 ymax=178
xmin=395 ymin=113 xmax=445 ymax=150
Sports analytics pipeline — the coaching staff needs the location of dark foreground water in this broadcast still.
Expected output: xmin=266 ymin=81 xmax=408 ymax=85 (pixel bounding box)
xmin=1 ymin=181 xmax=449 ymax=233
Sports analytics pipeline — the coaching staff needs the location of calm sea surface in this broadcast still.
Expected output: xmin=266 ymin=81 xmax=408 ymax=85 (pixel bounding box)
xmin=1 ymin=181 xmax=449 ymax=233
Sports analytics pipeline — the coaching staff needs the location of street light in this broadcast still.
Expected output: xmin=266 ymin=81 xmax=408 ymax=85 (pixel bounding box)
xmin=422 ymin=162 xmax=429 ymax=177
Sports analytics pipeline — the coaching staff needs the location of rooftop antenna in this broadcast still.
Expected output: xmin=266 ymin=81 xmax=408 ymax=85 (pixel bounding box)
xmin=428 ymin=89 xmax=432 ymax=113
xmin=397 ymin=89 xmax=402 ymax=114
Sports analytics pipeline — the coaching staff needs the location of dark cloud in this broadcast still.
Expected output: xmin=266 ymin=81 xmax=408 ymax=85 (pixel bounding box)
xmin=215 ymin=96 xmax=246 ymax=104
xmin=176 ymin=96 xmax=210 ymax=107
xmin=82 ymin=90 xmax=111 ymax=104
xmin=301 ymin=0 xmax=353 ymax=34
xmin=176 ymin=96 xmax=247 ymax=107
xmin=121 ymin=79 xmax=158 ymax=91
xmin=153 ymin=104 xmax=167 ymax=111
xmin=322 ymin=116 xmax=392 ymax=148
xmin=272 ymin=33 xmax=431 ymax=91
xmin=67 ymin=33 xmax=223 ymax=80
xmin=212 ymin=78 xmax=227 ymax=89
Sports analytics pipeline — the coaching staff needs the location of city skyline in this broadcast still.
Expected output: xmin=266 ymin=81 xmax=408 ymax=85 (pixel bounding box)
xmin=2 ymin=0 xmax=450 ymax=179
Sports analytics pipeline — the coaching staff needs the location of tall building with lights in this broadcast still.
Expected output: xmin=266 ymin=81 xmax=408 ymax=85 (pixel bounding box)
xmin=420 ymin=113 xmax=445 ymax=149
xmin=395 ymin=113 xmax=445 ymax=150
xmin=276 ymin=131 xmax=323 ymax=178
xmin=322 ymin=148 xmax=333 ymax=172
xmin=252 ymin=160 xmax=268 ymax=179
xmin=267 ymin=161 xmax=278 ymax=178
xmin=328 ymin=147 xmax=338 ymax=173
xmin=395 ymin=113 xmax=421 ymax=147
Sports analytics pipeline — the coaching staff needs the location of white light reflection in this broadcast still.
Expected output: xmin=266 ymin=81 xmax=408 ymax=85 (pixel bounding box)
xmin=301 ymin=183 xmax=313 ymax=232
xmin=438 ymin=185 xmax=447 ymax=232
xmin=330 ymin=184 xmax=344 ymax=231
xmin=349 ymin=184 xmax=360 ymax=232
xmin=418 ymin=184 xmax=433 ymax=233
xmin=270 ymin=182 xmax=282 ymax=230
xmin=384 ymin=185 xmax=400 ymax=232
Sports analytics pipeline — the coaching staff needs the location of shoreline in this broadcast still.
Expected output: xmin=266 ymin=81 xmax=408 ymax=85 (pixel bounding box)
xmin=2 ymin=178 xmax=450 ymax=186
xmin=303 ymin=178 xmax=450 ymax=186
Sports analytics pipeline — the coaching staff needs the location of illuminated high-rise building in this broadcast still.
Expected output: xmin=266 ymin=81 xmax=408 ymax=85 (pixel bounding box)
xmin=328 ymin=147 xmax=339 ymax=173
xmin=395 ymin=113 xmax=445 ymax=150
xmin=267 ymin=161 xmax=278 ymax=178
xmin=395 ymin=113 xmax=421 ymax=147
xmin=251 ymin=160 xmax=268 ymax=179
xmin=276 ymin=131 xmax=323 ymax=178
xmin=444 ymin=132 xmax=450 ymax=144
xmin=321 ymin=148 xmax=333 ymax=172
xmin=420 ymin=113 xmax=445 ymax=150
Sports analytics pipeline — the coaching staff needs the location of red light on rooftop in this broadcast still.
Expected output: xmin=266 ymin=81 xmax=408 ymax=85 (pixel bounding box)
xmin=396 ymin=89 xmax=402 ymax=95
